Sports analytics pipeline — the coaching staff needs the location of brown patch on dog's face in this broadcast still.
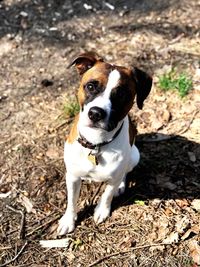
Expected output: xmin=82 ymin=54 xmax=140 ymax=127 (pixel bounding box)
xmin=78 ymin=62 xmax=112 ymax=109
xmin=109 ymin=66 xmax=137 ymax=125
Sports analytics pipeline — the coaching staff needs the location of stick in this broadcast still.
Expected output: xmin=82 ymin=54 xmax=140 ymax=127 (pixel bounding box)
xmin=54 ymin=118 xmax=73 ymax=131
xmin=178 ymin=110 xmax=199 ymax=135
xmin=0 ymin=241 xmax=28 ymax=267
xmin=88 ymin=243 xmax=172 ymax=267
xmin=6 ymin=205 xmax=25 ymax=239
xmin=26 ymin=214 xmax=60 ymax=237
xmin=90 ymin=183 xmax=103 ymax=205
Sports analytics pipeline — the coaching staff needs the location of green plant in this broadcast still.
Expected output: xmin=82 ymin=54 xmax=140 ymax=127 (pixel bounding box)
xmin=63 ymin=98 xmax=80 ymax=118
xmin=175 ymin=73 xmax=193 ymax=97
xmin=134 ymin=200 xmax=145 ymax=206
xmin=158 ymin=69 xmax=193 ymax=97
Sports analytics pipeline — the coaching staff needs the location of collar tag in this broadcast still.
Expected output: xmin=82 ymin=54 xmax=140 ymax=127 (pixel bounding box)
xmin=88 ymin=151 xmax=99 ymax=165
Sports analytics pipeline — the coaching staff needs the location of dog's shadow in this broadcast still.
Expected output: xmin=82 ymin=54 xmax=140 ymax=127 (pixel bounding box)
xmin=78 ymin=133 xmax=200 ymax=222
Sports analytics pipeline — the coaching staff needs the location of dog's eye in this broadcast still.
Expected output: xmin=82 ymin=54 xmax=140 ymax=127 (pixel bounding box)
xmin=85 ymin=82 xmax=97 ymax=94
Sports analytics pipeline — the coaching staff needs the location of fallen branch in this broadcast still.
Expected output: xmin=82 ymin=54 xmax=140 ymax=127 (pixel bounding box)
xmin=0 ymin=241 xmax=28 ymax=267
xmin=6 ymin=205 xmax=25 ymax=239
xmin=88 ymin=243 xmax=173 ymax=267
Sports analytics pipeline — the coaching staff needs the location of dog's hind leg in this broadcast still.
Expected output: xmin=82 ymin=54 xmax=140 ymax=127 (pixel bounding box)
xmin=131 ymin=144 xmax=140 ymax=168
xmin=57 ymin=174 xmax=81 ymax=235
xmin=114 ymin=144 xmax=140 ymax=197
xmin=114 ymin=176 xmax=126 ymax=197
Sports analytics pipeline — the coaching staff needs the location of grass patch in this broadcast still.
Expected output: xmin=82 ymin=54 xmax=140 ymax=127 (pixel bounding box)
xmin=63 ymin=97 xmax=80 ymax=118
xmin=158 ymin=69 xmax=193 ymax=97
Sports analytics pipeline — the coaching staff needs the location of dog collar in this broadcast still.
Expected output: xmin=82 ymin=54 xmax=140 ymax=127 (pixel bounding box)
xmin=77 ymin=122 xmax=124 ymax=150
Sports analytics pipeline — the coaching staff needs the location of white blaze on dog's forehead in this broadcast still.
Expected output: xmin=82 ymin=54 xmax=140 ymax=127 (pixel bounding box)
xmin=103 ymin=69 xmax=121 ymax=98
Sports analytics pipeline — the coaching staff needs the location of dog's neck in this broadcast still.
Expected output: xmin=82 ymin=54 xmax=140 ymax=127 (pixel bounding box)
xmin=77 ymin=122 xmax=124 ymax=150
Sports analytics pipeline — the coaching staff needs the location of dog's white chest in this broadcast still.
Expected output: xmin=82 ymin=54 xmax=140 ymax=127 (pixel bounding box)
xmin=64 ymin=116 xmax=139 ymax=183
xmin=64 ymin=140 xmax=129 ymax=182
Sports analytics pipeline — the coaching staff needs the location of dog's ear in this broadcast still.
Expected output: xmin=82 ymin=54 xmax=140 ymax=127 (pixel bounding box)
xmin=68 ymin=52 xmax=104 ymax=75
xmin=132 ymin=67 xmax=152 ymax=109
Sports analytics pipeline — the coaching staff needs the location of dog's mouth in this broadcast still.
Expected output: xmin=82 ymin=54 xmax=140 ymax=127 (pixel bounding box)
xmin=87 ymin=119 xmax=118 ymax=132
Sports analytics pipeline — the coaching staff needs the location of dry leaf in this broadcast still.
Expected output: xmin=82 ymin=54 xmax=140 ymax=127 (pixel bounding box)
xmin=157 ymin=226 xmax=169 ymax=240
xmin=175 ymin=216 xmax=189 ymax=234
xmin=181 ymin=225 xmax=199 ymax=241
xmin=188 ymin=240 xmax=200 ymax=265
xmin=175 ymin=199 xmax=189 ymax=208
xmin=120 ymin=236 xmax=136 ymax=249
xmin=39 ymin=238 xmax=70 ymax=248
xmin=162 ymin=109 xmax=171 ymax=123
xmin=152 ymin=117 xmax=164 ymax=130
xmin=163 ymin=231 xmax=179 ymax=244
xmin=18 ymin=193 xmax=36 ymax=213
xmin=191 ymin=199 xmax=200 ymax=211
xmin=164 ymin=208 xmax=174 ymax=216
xmin=46 ymin=147 xmax=59 ymax=159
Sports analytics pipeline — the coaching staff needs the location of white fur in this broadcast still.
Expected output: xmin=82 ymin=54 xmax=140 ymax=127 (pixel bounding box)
xmin=57 ymin=116 xmax=140 ymax=235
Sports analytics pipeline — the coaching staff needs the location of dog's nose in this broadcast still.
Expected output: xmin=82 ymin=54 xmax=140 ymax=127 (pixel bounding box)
xmin=88 ymin=107 xmax=107 ymax=122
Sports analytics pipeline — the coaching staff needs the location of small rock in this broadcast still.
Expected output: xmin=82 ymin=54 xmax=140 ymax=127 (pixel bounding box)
xmin=188 ymin=151 xmax=196 ymax=162
xmin=83 ymin=3 xmax=93 ymax=10
xmin=20 ymin=11 xmax=28 ymax=17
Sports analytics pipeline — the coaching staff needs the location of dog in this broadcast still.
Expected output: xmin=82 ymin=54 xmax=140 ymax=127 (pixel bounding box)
xmin=57 ymin=52 xmax=152 ymax=235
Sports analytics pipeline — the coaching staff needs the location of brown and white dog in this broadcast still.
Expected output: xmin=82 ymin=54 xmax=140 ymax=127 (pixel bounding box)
xmin=57 ymin=52 xmax=152 ymax=235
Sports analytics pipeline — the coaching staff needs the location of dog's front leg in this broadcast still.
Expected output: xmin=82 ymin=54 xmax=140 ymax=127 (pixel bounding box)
xmin=57 ymin=173 xmax=81 ymax=235
xmin=94 ymin=181 xmax=120 ymax=224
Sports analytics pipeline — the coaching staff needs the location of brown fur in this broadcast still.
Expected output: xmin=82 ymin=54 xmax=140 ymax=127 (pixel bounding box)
xmin=67 ymin=114 xmax=79 ymax=144
xmin=128 ymin=115 xmax=137 ymax=146
xmin=78 ymin=62 xmax=111 ymax=108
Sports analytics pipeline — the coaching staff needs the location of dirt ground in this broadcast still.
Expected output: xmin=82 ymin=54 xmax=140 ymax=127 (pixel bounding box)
xmin=0 ymin=0 xmax=200 ymax=266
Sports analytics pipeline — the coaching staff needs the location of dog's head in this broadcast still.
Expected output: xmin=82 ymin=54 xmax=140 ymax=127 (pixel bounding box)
xmin=69 ymin=52 xmax=152 ymax=140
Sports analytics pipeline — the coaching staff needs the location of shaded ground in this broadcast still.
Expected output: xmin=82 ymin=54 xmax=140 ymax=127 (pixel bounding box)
xmin=0 ymin=0 xmax=200 ymax=266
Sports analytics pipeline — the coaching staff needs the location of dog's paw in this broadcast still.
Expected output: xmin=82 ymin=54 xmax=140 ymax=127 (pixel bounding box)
xmin=114 ymin=180 xmax=126 ymax=197
xmin=57 ymin=212 xmax=76 ymax=235
xmin=94 ymin=204 xmax=111 ymax=224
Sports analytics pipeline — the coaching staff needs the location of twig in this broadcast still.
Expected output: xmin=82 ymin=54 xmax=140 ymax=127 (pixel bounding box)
xmin=90 ymin=183 xmax=103 ymax=205
xmin=88 ymin=243 xmax=173 ymax=267
xmin=177 ymin=110 xmax=199 ymax=135
xmin=54 ymin=118 xmax=73 ymax=131
xmin=0 ymin=111 xmax=11 ymax=122
xmin=78 ymin=183 xmax=103 ymax=222
xmin=6 ymin=205 xmax=25 ymax=239
xmin=0 ymin=246 xmax=12 ymax=250
xmin=0 ymin=241 xmax=28 ymax=267
xmin=26 ymin=214 xmax=60 ymax=237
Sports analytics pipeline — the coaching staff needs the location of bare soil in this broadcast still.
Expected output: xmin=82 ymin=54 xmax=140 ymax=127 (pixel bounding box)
xmin=0 ymin=0 xmax=200 ymax=266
